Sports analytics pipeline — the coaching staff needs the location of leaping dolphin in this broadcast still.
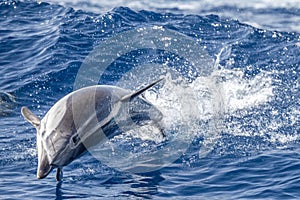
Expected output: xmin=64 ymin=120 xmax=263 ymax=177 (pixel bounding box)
xmin=21 ymin=78 xmax=165 ymax=181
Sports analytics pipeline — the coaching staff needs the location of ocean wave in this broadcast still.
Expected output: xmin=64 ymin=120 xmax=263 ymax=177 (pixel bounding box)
xmin=0 ymin=1 xmax=299 ymax=198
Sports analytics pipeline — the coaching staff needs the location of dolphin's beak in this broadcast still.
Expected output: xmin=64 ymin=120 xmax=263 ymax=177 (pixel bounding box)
xmin=36 ymin=136 xmax=53 ymax=179
xmin=37 ymin=162 xmax=53 ymax=179
xmin=37 ymin=149 xmax=53 ymax=179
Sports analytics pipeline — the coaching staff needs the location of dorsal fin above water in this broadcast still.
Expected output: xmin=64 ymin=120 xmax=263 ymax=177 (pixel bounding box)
xmin=121 ymin=78 xmax=164 ymax=102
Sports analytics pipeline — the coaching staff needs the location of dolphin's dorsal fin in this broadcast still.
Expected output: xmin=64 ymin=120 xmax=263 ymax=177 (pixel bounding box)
xmin=121 ymin=78 xmax=164 ymax=102
xmin=21 ymin=106 xmax=41 ymax=128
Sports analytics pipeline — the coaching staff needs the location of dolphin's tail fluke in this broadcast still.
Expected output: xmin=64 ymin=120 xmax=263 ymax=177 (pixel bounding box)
xmin=121 ymin=78 xmax=164 ymax=102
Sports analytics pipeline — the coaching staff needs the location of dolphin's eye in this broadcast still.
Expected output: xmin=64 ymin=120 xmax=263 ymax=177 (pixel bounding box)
xmin=70 ymin=134 xmax=81 ymax=148
xmin=72 ymin=135 xmax=78 ymax=144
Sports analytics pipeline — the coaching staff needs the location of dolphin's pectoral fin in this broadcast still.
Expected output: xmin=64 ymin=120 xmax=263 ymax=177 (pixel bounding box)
xmin=56 ymin=168 xmax=63 ymax=181
xmin=21 ymin=106 xmax=41 ymax=128
xmin=127 ymin=87 xmax=165 ymax=139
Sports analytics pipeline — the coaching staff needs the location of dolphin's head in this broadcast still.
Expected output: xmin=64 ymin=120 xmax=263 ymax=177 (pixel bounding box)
xmin=21 ymin=107 xmax=54 ymax=179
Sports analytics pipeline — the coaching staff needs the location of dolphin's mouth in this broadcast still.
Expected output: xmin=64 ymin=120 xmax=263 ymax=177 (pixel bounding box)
xmin=37 ymin=163 xmax=53 ymax=179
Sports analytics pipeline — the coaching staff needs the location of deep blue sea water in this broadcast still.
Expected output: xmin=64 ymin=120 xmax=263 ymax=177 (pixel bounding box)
xmin=0 ymin=0 xmax=300 ymax=199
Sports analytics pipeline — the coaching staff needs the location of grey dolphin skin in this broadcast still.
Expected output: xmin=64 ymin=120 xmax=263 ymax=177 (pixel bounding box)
xmin=21 ymin=78 xmax=165 ymax=181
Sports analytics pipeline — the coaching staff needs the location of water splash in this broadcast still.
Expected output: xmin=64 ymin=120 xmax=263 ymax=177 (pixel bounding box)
xmin=87 ymin=42 xmax=281 ymax=171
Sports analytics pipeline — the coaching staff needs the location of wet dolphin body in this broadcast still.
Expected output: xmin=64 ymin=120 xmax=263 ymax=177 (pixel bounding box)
xmin=21 ymin=79 xmax=164 ymax=181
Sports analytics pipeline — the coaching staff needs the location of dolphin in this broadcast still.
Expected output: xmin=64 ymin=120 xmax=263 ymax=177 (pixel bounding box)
xmin=21 ymin=78 xmax=165 ymax=181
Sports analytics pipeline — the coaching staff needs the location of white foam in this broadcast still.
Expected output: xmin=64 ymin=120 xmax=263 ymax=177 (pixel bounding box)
xmin=107 ymin=41 xmax=277 ymax=157
xmin=212 ymin=68 xmax=274 ymax=112
xmin=47 ymin=0 xmax=300 ymax=12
